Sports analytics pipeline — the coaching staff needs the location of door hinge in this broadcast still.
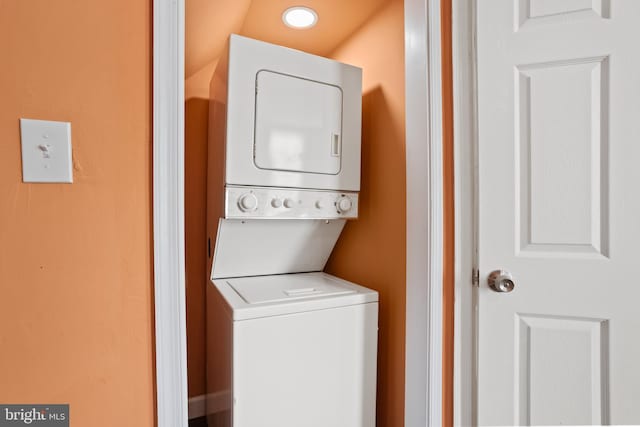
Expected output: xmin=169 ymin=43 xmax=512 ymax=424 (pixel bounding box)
xmin=472 ymin=268 xmax=480 ymax=287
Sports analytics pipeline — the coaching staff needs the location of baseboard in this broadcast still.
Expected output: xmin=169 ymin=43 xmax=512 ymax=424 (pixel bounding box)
xmin=188 ymin=394 xmax=207 ymax=420
xmin=188 ymin=391 xmax=232 ymax=419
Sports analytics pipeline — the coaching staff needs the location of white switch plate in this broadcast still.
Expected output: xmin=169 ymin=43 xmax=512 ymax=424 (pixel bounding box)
xmin=20 ymin=118 xmax=73 ymax=183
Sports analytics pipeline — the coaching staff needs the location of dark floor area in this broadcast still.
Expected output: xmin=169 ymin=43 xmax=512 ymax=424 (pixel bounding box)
xmin=188 ymin=416 xmax=207 ymax=427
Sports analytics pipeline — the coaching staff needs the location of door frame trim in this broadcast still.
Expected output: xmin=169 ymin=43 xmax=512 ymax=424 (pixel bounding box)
xmin=452 ymin=0 xmax=477 ymax=425
xmin=404 ymin=0 xmax=445 ymax=425
xmin=153 ymin=0 xmax=189 ymax=426
xmin=153 ymin=0 xmax=445 ymax=424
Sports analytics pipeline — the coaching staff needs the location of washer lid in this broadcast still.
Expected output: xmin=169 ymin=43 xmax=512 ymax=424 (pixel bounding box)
xmin=228 ymin=273 xmax=355 ymax=305
xmin=213 ymin=272 xmax=378 ymax=320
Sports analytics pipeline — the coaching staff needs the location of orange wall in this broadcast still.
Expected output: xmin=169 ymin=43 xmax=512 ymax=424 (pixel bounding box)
xmin=185 ymin=96 xmax=209 ymax=397
xmin=324 ymin=2 xmax=406 ymax=426
xmin=441 ymin=0 xmax=455 ymax=425
xmin=0 ymin=1 xmax=155 ymax=426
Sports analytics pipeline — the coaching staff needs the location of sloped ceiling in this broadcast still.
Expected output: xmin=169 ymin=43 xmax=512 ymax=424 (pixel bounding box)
xmin=186 ymin=0 xmax=391 ymax=79
xmin=186 ymin=0 xmax=251 ymax=77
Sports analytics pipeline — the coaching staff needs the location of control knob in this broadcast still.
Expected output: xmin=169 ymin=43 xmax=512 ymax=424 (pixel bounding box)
xmin=238 ymin=193 xmax=258 ymax=212
xmin=336 ymin=196 xmax=353 ymax=214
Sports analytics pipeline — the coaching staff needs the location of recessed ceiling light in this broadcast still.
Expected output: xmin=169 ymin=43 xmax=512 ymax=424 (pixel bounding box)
xmin=282 ymin=6 xmax=318 ymax=29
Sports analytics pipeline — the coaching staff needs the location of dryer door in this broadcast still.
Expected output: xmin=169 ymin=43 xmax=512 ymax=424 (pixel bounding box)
xmin=254 ymin=71 xmax=343 ymax=175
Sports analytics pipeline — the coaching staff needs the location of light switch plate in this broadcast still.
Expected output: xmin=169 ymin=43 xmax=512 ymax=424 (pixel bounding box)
xmin=20 ymin=118 xmax=73 ymax=183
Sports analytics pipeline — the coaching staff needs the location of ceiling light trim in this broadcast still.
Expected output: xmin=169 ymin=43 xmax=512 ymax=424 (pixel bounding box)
xmin=282 ymin=6 xmax=318 ymax=29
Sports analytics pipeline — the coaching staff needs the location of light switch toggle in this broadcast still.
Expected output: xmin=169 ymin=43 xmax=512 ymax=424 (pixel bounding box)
xmin=38 ymin=144 xmax=52 ymax=158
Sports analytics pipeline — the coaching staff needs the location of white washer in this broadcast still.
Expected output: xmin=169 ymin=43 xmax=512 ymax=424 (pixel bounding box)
xmin=206 ymin=272 xmax=378 ymax=427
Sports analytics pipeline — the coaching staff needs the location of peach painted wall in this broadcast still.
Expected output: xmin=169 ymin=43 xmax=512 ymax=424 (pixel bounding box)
xmin=441 ymin=0 xmax=454 ymax=425
xmin=324 ymin=1 xmax=407 ymax=426
xmin=0 ymin=1 xmax=155 ymax=426
xmin=185 ymin=95 xmax=209 ymax=397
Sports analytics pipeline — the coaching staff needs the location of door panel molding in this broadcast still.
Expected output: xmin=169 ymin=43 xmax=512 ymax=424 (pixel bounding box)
xmin=515 ymin=0 xmax=611 ymax=30
xmin=514 ymin=56 xmax=610 ymax=258
xmin=514 ymin=313 xmax=610 ymax=425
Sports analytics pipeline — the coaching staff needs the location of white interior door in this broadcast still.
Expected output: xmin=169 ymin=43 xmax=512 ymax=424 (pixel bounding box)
xmin=477 ymin=1 xmax=640 ymax=425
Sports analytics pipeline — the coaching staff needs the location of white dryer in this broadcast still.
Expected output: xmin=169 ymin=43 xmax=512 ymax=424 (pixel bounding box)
xmin=208 ymin=34 xmax=363 ymax=224
xmin=207 ymin=272 xmax=378 ymax=427
xmin=211 ymin=34 xmax=362 ymax=193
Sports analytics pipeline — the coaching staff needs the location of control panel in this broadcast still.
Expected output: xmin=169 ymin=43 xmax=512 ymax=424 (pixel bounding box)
xmin=225 ymin=185 xmax=359 ymax=219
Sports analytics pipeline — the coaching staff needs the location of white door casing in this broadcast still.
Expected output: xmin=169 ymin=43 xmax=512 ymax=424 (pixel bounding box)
xmin=153 ymin=0 xmax=188 ymax=425
xmin=405 ymin=0 xmax=445 ymax=426
xmin=154 ymin=0 xmax=444 ymax=423
xmin=477 ymin=1 xmax=640 ymax=425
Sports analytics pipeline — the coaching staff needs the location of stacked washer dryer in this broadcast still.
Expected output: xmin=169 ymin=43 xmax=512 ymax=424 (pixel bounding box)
xmin=206 ymin=35 xmax=378 ymax=427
